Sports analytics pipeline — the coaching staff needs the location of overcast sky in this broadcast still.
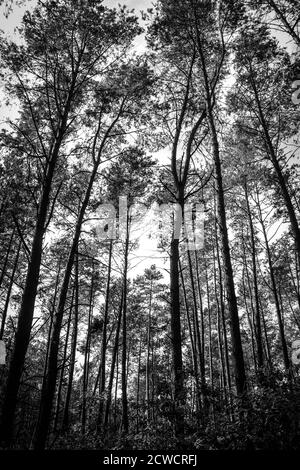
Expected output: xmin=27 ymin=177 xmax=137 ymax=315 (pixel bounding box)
xmin=1 ymin=0 xmax=294 ymax=52
xmin=0 ymin=0 xmax=155 ymax=36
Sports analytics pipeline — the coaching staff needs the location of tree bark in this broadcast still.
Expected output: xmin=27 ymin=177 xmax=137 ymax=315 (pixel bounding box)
xmin=98 ymin=241 xmax=113 ymax=428
xmin=0 ymin=227 xmax=15 ymax=293
xmin=81 ymin=271 xmax=94 ymax=435
xmin=251 ymin=73 xmax=300 ymax=273
xmin=244 ymin=179 xmax=264 ymax=371
xmin=62 ymin=254 xmax=79 ymax=431
xmin=0 ymin=137 xmax=66 ymax=446
xmin=0 ymin=240 xmax=21 ymax=339
xmin=145 ymin=279 xmax=153 ymax=423
xmin=256 ymin=191 xmax=290 ymax=371
xmin=121 ymin=218 xmax=129 ymax=433
xmin=196 ymin=30 xmax=247 ymax=394
xmin=0 ymin=70 xmax=78 ymax=445
xmin=53 ymin=289 xmax=73 ymax=433
xmin=104 ymin=291 xmax=123 ymax=429
xmin=170 ymin=199 xmax=185 ymax=437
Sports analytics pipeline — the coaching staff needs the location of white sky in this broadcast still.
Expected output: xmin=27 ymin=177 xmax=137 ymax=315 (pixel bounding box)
xmin=103 ymin=0 xmax=153 ymax=9
xmin=0 ymin=0 xmax=154 ymax=34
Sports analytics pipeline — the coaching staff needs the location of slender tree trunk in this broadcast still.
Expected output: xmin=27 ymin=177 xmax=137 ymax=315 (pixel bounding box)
xmin=33 ymin=165 xmax=100 ymax=449
xmin=0 ymin=85 xmax=76 ymax=446
xmin=179 ymin=262 xmax=201 ymax=417
xmin=187 ymin=249 xmax=205 ymax=409
xmin=242 ymin=262 xmax=258 ymax=375
xmin=251 ymin=73 xmax=300 ymax=272
xmin=114 ymin=348 xmax=119 ymax=430
xmin=53 ymin=289 xmax=73 ymax=433
xmin=104 ymin=291 xmax=123 ymax=429
xmin=288 ymin=263 xmax=300 ymax=312
xmin=32 ymin=101 xmax=123 ymax=450
xmin=136 ymin=338 xmax=142 ymax=433
xmin=212 ymin=208 xmax=229 ymax=406
xmin=82 ymin=271 xmax=94 ymax=435
xmin=0 ymin=153 xmax=61 ymax=446
xmin=215 ymin=211 xmax=232 ymax=393
xmin=121 ymin=219 xmax=129 ymax=433
xmin=244 ymin=179 xmax=264 ymax=371
xmin=40 ymin=262 xmax=62 ymax=436
xmin=98 ymin=241 xmax=113 ymax=427
xmin=256 ymin=193 xmax=290 ymax=371
xmin=205 ymin=260 xmax=213 ymax=389
xmin=194 ymin=251 xmax=206 ymax=394
xmin=210 ymin=122 xmax=247 ymax=394
xmin=145 ymin=279 xmax=153 ymax=423
xmin=0 ymin=227 xmax=15 ymax=293
xmin=260 ymin=300 xmax=272 ymax=370
xmin=0 ymin=240 xmax=21 ymax=339
xmin=196 ymin=29 xmax=247 ymax=394
xmin=212 ymin=243 xmax=226 ymax=393
xmin=151 ymin=348 xmax=156 ymax=424
xmin=170 ymin=195 xmax=185 ymax=437
xmin=62 ymin=254 xmax=79 ymax=431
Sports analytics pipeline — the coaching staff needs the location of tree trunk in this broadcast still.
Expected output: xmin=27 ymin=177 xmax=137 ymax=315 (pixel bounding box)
xmin=0 ymin=151 xmax=61 ymax=446
xmin=0 ymin=227 xmax=15 ymax=293
xmin=244 ymin=179 xmax=264 ymax=371
xmin=0 ymin=85 xmax=75 ymax=446
xmin=186 ymin=249 xmax=204 ymax=408
xmin=81 ymin=271 xmax=94 ymax=435
xmin=33 ymin=160 xmax=101 ymax=449
xmin=194 ymin=251 xmax=206 ymax=394
xmin=62 ymin=254 xmax=79 ymax=431
xmin=0 ymin=240 xmax=21 ymax=339
xmin=32 ymin=99 xmax=124 ymax=450
xmin=242 ymin=262 xmax=258 ymax=375
xmin=205 ymin=260 xmax=213 ymax=389
xmin=121 ymin=219 xmax=129 ymax=434
xmin=256 ymin=192 xmax=290 ymax=371
xmin=145 ymin=279 xmax=153 ymax=423
xmin=251 ymin=73 xmax=300 ymax=272
xmin=196 ymin=29 xmax=247 ymax=394
xmin=179 ymin=262 xmax=201 ymax=417
xmin=98 ymin=241 xmax=113 ymax=428
xmin=169 ymin=192 xmax=185 ymax=438
xmin=104 ymin=291 xmax=123 ymax=429
xmin=53 ymin=289 xmax=73 ymax=433
xmin=136 ymin=338 xmax=142 ymax=433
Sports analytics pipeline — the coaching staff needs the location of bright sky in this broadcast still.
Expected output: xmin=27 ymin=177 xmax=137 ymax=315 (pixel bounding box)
xmin=103 ymin=0 xmax=153 ymax=9
xmin=0 ymin=0 xmax=154 ymax=33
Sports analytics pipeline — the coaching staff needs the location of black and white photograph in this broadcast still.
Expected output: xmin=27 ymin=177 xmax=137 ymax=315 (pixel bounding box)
xmin=0 ymin=0 xmax=300 ymax=461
